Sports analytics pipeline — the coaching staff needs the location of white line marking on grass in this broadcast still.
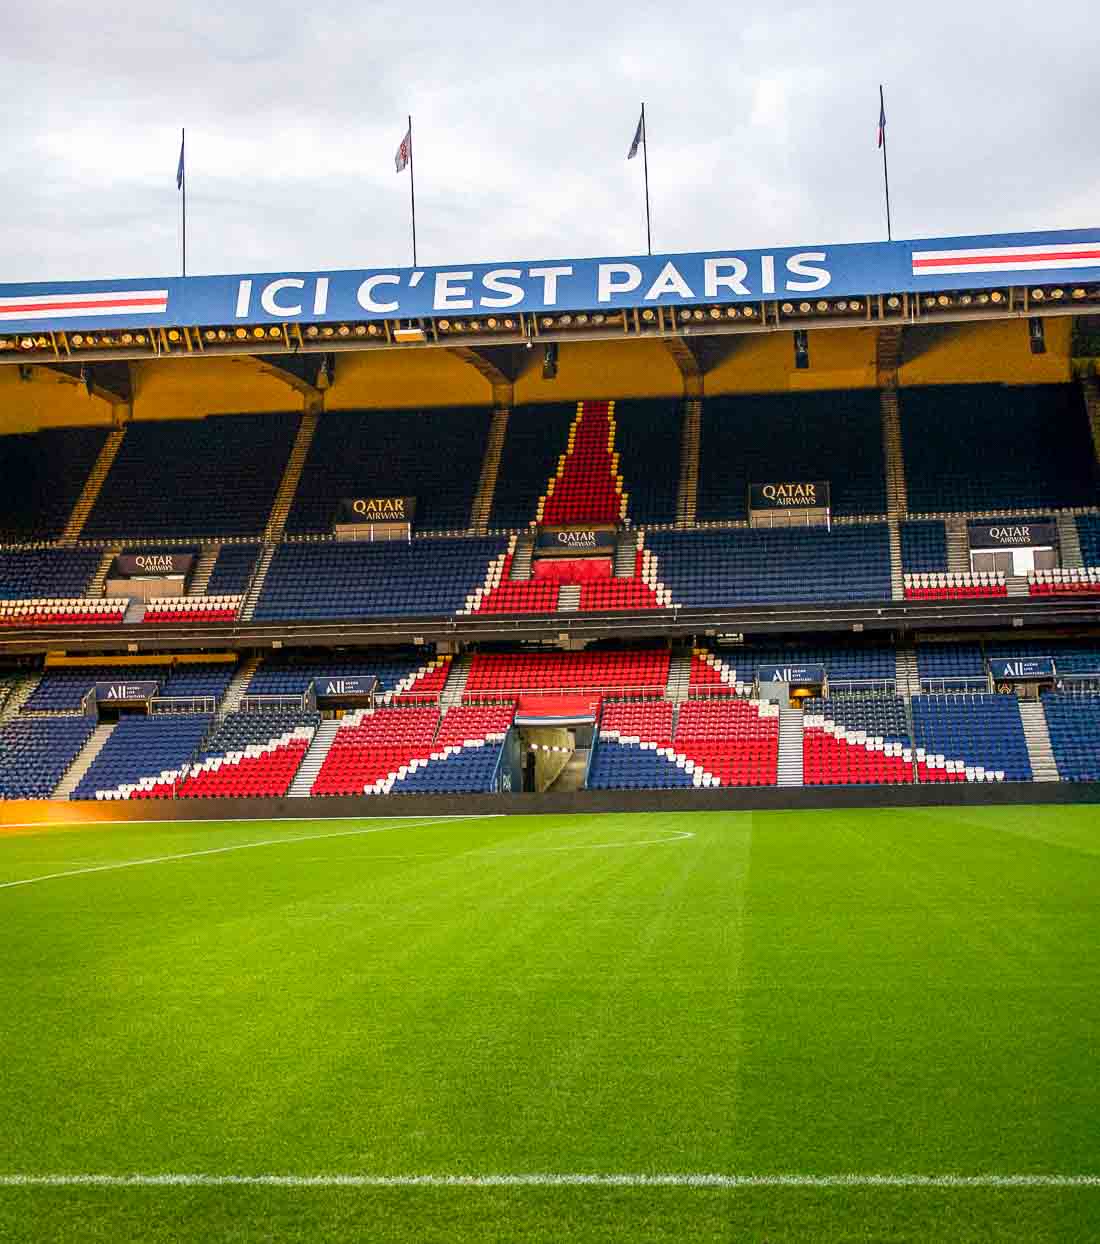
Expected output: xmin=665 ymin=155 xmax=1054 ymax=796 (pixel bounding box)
xmin=0 ymin=813 xmax=498 ymax=831
xmin=0 ymin=1173 xmax=1095 ymax=1189
xmin=486 ymin=830 xmax=696 ymax=855
xmin=0 ymin=818 xmax=485 ymax=892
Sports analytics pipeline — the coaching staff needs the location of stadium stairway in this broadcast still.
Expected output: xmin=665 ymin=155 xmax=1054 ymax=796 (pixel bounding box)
xmin=945 ymin=519 xmax=970 ymax=574
xmin=59 ymin=426 xmax=126 ymax=545
xmin=0 ymin=672 xmax=42 ymax=723
xmin=879 ymin=387 xmax=908 ymax=517
xmin=288 ymin=719 xmax=342 ymax=796
xmin=239 ymin=546 xmax=276 ymax=622
xmin=469 ymin=408 xmax=509 ymax=534
xmin=557 ymin=584 xmax=581 ymax=612
xmin=187 ymin=545 xmax=220 ymax=596
xmin=217 ymin=655 xmax=260 ymax=720
xmin=263 ymin=410 xmax=319 ymax=543
xmin=1017 ymin=701 xmax=1060 ymax=782
xmin=1084 ymin=375 xmax=1100 ymax=461
xmin=895 ymin=647 xmax=920 ymax=698
xmin=1057 ymin=514 xmax=1085 ymax=569
xmin=85 ymin=547 xmax=120 ymax=599
xmin=665 ymin=653 xmax=692 ymax=703
xmin=676 ymin=398 xmax=701 ymax=527
xmin=440 ymin=655 xmax=472 ymax=707
xmin=509 ymin=535 xmax=534 ymax=580
xmin=52 ymin=721 xmax=117 ymax=799
xmin=776 ymin=704 xmax=805 ymax=787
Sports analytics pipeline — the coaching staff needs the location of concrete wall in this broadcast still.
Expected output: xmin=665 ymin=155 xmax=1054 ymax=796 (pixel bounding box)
xmin=0 ymin=366 xmax=114 ymax=434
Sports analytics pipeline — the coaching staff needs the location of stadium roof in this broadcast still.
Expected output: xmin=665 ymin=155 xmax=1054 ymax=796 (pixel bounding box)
xmin=1 ymin=226 xmax=1098 ymax=365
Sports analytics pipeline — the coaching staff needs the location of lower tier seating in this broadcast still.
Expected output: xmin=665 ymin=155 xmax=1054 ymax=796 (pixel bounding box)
xmin=0 ymin=716 xmax=96 ymax=799
xmin=177 ymin=709 xmax=319 ymax=798
xmin=910 ymin=694 xmax=1031 ymax=782
xmin=0 ymin=598 xmax=127 ymax=627
xmin=74 ymin=714 xmax=212 ymax=800
xmin=381 ymin=705 xmax=516 ymax=795
xmin=802 ymin=694 xmax=914 ymax=785
xmin=1042 ymin=692 xmax=1100 ymax=781
xmin=312 ymin=707 xmax=442 ymax=796
xmin=647 ymin=525 xmax=891 ymax=607
xmin=465 ymin=649 xmax=670 ymax=699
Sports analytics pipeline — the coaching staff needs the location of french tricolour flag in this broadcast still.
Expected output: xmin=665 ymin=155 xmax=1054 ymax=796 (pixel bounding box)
xmin=911 ymin=241 xmax=1100 ymax=277
xmin=0 ymin=289 xmax=169 ymax=322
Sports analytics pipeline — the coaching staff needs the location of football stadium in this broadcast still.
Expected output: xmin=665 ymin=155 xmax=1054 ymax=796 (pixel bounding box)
xmin=2 ymin=198 xmax=1100 ymax=1234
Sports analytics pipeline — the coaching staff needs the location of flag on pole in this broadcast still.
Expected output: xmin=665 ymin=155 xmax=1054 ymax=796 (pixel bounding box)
xmin=395 ymin=126 xmax=412 ymax=173
xmin=176 ymin=131 xmax=185 ymax=189
xmin=628 ymin=110 xmax=645 ymax=160
xmin=877 ymin=94 xmax=886 ymax=149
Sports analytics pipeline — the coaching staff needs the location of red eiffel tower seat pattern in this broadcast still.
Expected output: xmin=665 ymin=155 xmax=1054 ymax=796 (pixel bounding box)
xmin=537 ymin=401 xmax=627 ymax=526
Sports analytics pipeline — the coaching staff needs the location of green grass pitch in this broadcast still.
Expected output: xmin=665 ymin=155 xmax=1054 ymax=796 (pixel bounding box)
xmin=0 ymin=806 xmax=1097 ymax=1241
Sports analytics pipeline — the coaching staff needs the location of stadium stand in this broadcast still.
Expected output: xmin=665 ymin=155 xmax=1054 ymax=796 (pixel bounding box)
xmin=0 ymin=598 xmax=126 ymax=627
xmin=802 ymin=693 xmax=914 ymax=785
xmin=984 ymin=639 xmax=1100 ymax=678
xmin=900 ymin=384 xmax=1098 ymax=513
xmin=464 ymin=649 xmax=670 ymax=698
xmin=72 ymin=713 xmax=212 ymax=800
xmin=1041 ymin=691 xmax=1100 ymax=782
xmin=1078 ymin=516 xmax=1100 ymax=566
xmin=205 ymin=544 xmax=261 ymax=595
xmin=607 ymin=399 xmax=682 ymax=524
xmin=537 ymin=401 xmax=626 ymax=525
xmin=311 ymin=706 xmax=441 ymax=796
xmin=0 ymin=548 xmax=101 ymax=599
xmin=696 ymin=391 xmax=887 ymax=521
xmin=910 ymin=694 xmax=1031 ymax=782
xmin=648 ymin=525 xmax=892 ymax=607
xmin=177 ymin=709 xmax=319 ymax=798
xmin=1028 ymin=567 xmax=1100 ymax=597
xmin=380 ymin=703 xmax=516 ymax=795
xmin=488 ymin=405 xmax=576 ymax=529
xmin=904 ymin=572 xmax=1006 ymax=600
xmin=0 ymin=426 xmax=108 ymax=542
xmin=285 ymin=407 xmax=491 ymax=534
xmin=719 ymin=641 xmax=897 ymax=685
xmin=916 ymin=643 xmax=987 ymax=688
xmin=246 ymin=649 xmax=445 ymax=700
xmin=252 ymin=537 xmax=506 ymax=621
xmin=673 ymin=698 xmax=779 ymax=786
xmin=900 ymin=520 xmax=949 ymax=574
xmin=23 ymin=662 xmax=235 ymax=712
xmin=142 ymin=596 xmax=241 ymax=623
xmin=81 ymin=413 xmax=300 ymax=539
xmin=0 ymin=715 xmax=96 ymax=798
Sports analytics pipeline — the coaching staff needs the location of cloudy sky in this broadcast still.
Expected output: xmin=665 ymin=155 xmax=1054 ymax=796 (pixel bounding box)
xmin=3 ymin=1 xmax=1097 ymax=283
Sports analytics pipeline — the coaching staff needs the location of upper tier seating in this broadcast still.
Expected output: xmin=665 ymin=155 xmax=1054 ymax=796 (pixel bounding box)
xmin=0 ymin=716 xmax=96 ymax=799
xmin=465 ymin=649 xmax=670 ymax=698
xmin=312 ymin=706 xmax=442 ymax=796
xmin=82 ymin=413 xmax=300 ymax=539
xmin=24 ymin=662 xmax=235 ymax=712
xmin=900 ymin=385 xmax=1098 ymax=513
xmin=697 ymin=391 xmax=887 ymax=521
xmin=1078 ymin=516 xmax=1100 ymax=566
xmin=647 ymin=525 xmax=892 ymax=607
xmin=252 ymin=537 xmax=507 ymax=621
xmin=177 ymin=708 xmax=319 ymax=798
xmin=206 ymin=544 xmax=261 ymax=595
xmin=607 ymin=400 xmax=682 ymax=525
xmin=802 ymin=693 xmax=914 ymax=786
xmin=1028 ymin=567 xmax=1100 ymax=597
xmin=0 ymin=426 xmax=108 ymax=541
xmin=489 ymin=406 xmax=577 ymax=528
xmin=904 ymin=571 xmax=1007 ymax=600
xmin=0 ymin=549 xmax=101 ymax=599
xmin=286 ymin=407 xmax=491 ymax=534
xmin=142 ymin=596 xmax=241 ymax=624
xmin=247 ymin=649 xmax=443 ymax=699
xmin=0 ymin=598 xmax=126 ymax=627
xmin=73 ymin=713 xmax=212 ymax=800
xmin=900 ymin=520 xmax=948 ymax=574
xmin=538 ymin=402 xmax=626 ymax=526
xmin=1041 ymin=692 xmax=1100 ymax=782
xmin=910 ymin=694 xmax=1031 ymax=782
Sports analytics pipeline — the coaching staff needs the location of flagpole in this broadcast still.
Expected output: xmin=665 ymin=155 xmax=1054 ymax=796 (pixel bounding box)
xmin=408 ymin=114 xmax=418 ymax=266
xmin=180 ymin=127 xmax=187 ymax=277
xmin=641 ymin=102 xmax=652 ymax=255
xmin=879 ymin=85 xmax=892 ymax=242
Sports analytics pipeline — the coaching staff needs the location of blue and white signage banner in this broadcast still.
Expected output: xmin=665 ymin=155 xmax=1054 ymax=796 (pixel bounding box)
xmin=757 ymin=664 xmax=826 ymax=685
xmin=2 ymin=227 xmax=1098 ymax=334
xmin=989 ymin=657 xmax=1055 ymax=681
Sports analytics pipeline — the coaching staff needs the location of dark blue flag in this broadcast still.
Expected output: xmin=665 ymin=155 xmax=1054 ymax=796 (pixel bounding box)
xmin=176 ymin=131 xmax=185 ymax=190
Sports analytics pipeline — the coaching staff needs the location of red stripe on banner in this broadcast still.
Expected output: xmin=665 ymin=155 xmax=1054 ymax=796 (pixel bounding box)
xmin=0 ymin=296 xmax=167 ymax=313
xmin=913 ymin=248 xmax=1100 ymax=269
